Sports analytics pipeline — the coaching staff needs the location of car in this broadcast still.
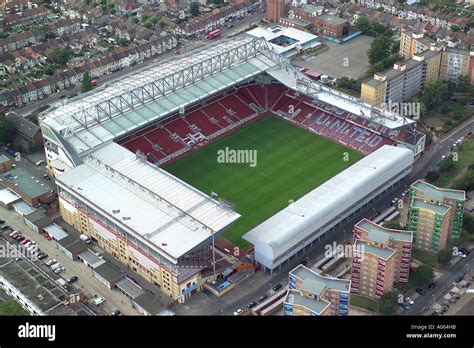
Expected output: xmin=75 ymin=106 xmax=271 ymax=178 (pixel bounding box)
xmin=93 ymin=297 xmax=105 ymax=305
xmin=428 ymin=283 xmax=436 ymax=290
xmin=8 ymin=231 xmax=17 ymax=237
xmin=38 ymin=253 xmax=48 ymax=260
xmin=455 ymin=275 xmax=464 ymax=283
xmin=203 ymin=288 xmax=212 ymax=297
xmin=458 ymin=251 xmax=466 ymax=258
xmin=67 ymin=276 xmax=78 ymax=284
xmin=460 ymin=248 xmax=470 ymax=255
xmin=0 ymin=219 xmax=5 ymax=224
xmin=35 ymin=160 xmax=44 ymax=166
xmin=50 ymin=263 xmax=61 ymax=270
xmin=402 ymin=302 xmax=410 ymax=310
xmin=54 ymin=267 xmax=65 ymax=274
xmin=20 ymin=239 xmax=30 ymax=245
xmin=16 ymin=237 xmax=25 ymax=243
xmin=43 ymin=174 xmax=51 ymax=180
xmin=405 ymin=297 xmax=414 ymax=305
xmin=415 ymin=288 xmax=425 ymax=296
xmin=43 ymin=232 xmax=52 ymax=240
xmin=258 ymin=294 xmax=268 ymax=303
xmin=272 ymin=284 xmax=283 ymax=292
xmin=24 ymin=241 xmax=33 ymax=248
xmin=233 ymin=309 xmax=243 ymax=316
xmin=175 ymin=50 xmax=180 ymax=54
xmin=441 ymin=155 xmax=446 ymax=160
xmin=111 ymin=309 xmax=121 ymax=316
xmin=46 ymin=259 xmax=57 ymax=266
xmin=1 ymin=225 xmax=10 ymax=231
xmin=247 ymin=301 xmax=257 ymax=309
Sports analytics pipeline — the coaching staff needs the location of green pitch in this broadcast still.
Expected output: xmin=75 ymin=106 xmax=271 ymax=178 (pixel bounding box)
xmin=165 ymin=115 xmax=364 ymax=248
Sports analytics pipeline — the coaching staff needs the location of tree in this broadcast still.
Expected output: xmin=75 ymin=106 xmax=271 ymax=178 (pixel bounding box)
xmin=391 ymin=41 xmax=400 ymax=54
xmin=425 ymin=170 xmax=440 ymax=183
xmin=455 ymin=75 xmax=468 ymax=93
xmin=368 ymin=36 xmax=392 ymax=65
xmin=150 ymin=16 xmax=159 ymax=25
xmin=354 ymin=16 xmax=371 ymax=34
xmin=144 ymin=21 xmax=153 ymax=28
xmin=50 ymin=46 xmax=73 ymax=67
xmin=379 ymin=291 xmax=398 ymax=314
xmin=159 ymin=20 xmax=167 ymax=30
xmin=81 ymin=72 xmax=93 ymax=93
xmin=451 ymin=25 xmax=460 ymax=32
xmin=464 ymin=214 xmax=474 ymax=234
xmin=0 ymin=301 xmax=28 ymax=315
xmin=411 ymin=264 xmax=434 ymax=286
xmin=132 ymin=17 xmax=139 ymax=24
xmin=190 ymin=2 xmax=200 ymax=17
xmin=422 ymin=81 xmax=449 ymax=110
xmin=123 ymin=13 xmax=129 ymax=20
xmin=437 ymin=249 xmax=452 ymax=265
xmin=0 ymin=117 xmax=12 ymax=146
xmin=0 ymin=32 xmax=9 ymax=39
xmin=439 ymin=156 xmax=455 ymax=173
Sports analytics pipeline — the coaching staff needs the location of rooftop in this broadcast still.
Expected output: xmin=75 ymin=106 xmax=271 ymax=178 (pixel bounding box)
xmin=412 ymin=197 xmax=451 ymax=215
xmin=56 ymin=143 xmax=241 ymax=262
xmin=285 ymin=289 xmax=330 ymax=314
xmin=411 ymin=179 xmax=466 ymax=201
xmin=319 ymin=15 xmax=348 ymax=26
xmin=290 ymin=265 xmax=351 ymax=292
xmin=356 ymin=219 xmax=412 ymax=243
xmin=0 ymin=167 xmax=53 ymax=199
xmin=355 ymin=240 xmax=396 ymax=260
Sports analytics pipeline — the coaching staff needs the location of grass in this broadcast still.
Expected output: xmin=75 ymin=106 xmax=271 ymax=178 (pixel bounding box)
xmin=165 ymin=115 xmax=363 ymax=248
xmin=350 ymin=295 xmax=379 ymax=313
xmin=411 ymin=249 xmax=441 ymax=269
xmin=435 ymin=138 xmax=474 ymax=188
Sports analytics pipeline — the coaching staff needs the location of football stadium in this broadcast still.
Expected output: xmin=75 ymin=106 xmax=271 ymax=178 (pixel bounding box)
xmin=39 ymin=37 xmax=425 ymax=300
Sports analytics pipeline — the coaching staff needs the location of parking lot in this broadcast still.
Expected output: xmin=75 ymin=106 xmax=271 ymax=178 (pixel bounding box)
xmin=0 ymin=205 xmax=140 ymax=316
xmin=293 ymin=35 xmax=374 ymax=80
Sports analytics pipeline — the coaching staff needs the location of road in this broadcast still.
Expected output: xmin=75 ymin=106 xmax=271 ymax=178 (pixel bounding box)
xmin=173 ymin=116 xmax=474 ymax=315
xmin=12 ymin=12 xmax=265 ymax=118
xmin=405 ymin=254 xmax=474 ymax=315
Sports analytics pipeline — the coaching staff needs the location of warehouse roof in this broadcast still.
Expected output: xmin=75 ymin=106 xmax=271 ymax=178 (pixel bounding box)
xmin=243 ymin=145 xmax=414 ymax=268
xmin=0 ymin=168 xmax=53 ymax=198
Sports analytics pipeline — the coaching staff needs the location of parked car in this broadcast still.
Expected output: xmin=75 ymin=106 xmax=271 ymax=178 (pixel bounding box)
xmin=35 ymin=160 xmax=44 ymax=166
xmin=54 ymin=267 xmax=65 ymax=274
xmin=272 ymin=284 xmax=283 ymax=292
xmin=46 ymin=259 xmax=57 ymax=266
xmin=233 ymin=309 xmax=243 ymax=316
xmin=20 ymin=239 xmax=30 ymax=245
xmin=67 ymin=276 xmax=78 ymax=284
xmin=428 ymin=283 xmax=436 ymax=290
xmin=16 ymin=237 xmax=25 ymax=243
xmin=0 ymin=219 xmax=5 ymax=224
xmin=111 ymin=309 xmax=121 ymax=316
xmin=402 ymin=302 xmax=410 ymax=310
xmin=43 ymin=174 xmax=51 ymax=180
xmin=458 ymin=251 xmax=467 ymax=258
xmin=455 ymin=275 xmax=464 ymax=283
xmin=247 ymin=301 xmax=257 ymax=309
xmin=38 ymin=253 xmax=48 ymax=260
xmin=43 ymin=232 xmax=52 ymax=240
xmin=405 ymin=297 xmax=414 ymax=305
xmin=203 ymin=288 xmax=212 ymax=297
xmin=258 ymin=294 xmax=268 ymax=303
xmin=93 ymin=297 xmax=105 ymax=305
xmin=415 ymin=288 xmax=425 ymax=296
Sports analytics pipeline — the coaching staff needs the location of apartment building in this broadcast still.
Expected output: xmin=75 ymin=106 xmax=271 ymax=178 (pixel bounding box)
xmin=284 ymin=265 xmax=350 ymax=316
xmin=399 ymin=30 xmax=443 ymax=59
xmin=353 ymin=219 xmax=413 ymax=284
xmin=409 ymin=197 xmax=452 ymax=253
xmin=440 ymin=47 xmax=474 ymax=85
xmin=410 ymin=180 xmax=465 ymax=240
xmin=361 ymin=48 xmax=442 ymax=107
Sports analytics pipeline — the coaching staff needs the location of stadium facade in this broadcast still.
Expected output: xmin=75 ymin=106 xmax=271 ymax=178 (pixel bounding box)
xmin=40 ymin=37 xmax=425 ymax=300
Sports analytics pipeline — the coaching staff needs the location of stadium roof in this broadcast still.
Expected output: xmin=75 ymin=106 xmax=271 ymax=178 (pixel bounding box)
xmin=40 ymin=38 xmax=282 ymax=157
xmin=56 ymin=143 xmax=240 ymax=261
xmin=411 ymin=179 xmax=466 ymax=201
xmin=243 ymin=145 xmax=414 ymax=269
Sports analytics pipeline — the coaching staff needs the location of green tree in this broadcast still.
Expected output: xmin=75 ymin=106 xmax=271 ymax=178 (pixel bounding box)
xmin=132 ymin=17 xmax=139 ymax=24
xmin=354 ymin=15 xmax=371 ymax=34
xmin=0 ymin=32 xmax=9 ymax=39
xmin=0 ymin=117 xmax=12 ymax=146
xmin=379 ymin=291 xmax=398 ymax=314
xmin=81 ymin=72 xmax=93 ymax=93
xmin=411 ymin=264 xmax=434 ymax=286
xmin=422 ymin=80 xmax=449 ymax=110
xmin=439 ymin=156 xmax=455 ymax=173
xmin=368 ymin=36 xmax=392 ymax=65
xmin=451 ymin=25 xmax=460 ymax=32
xmin=437 ymin=249 xmax=453 ymax=265
xmin=190 ymin=2 xmax=200 ymax=17
xmin=159 ymin=20 xmax=167 ymax=30
xmin=123 ymin=13 xmax=129 ymax=20
xmin=455 ymin=75 xmax=468 ymax=93
xmin=0 ymin=301 xmax=28 ymax=315
xmin=141 ymin=13 xmax=149 ymax=22
xmin=425 ymin=170 xmax=440 ymax=183
xmin=464 ymin=214 xmax=474 ymax=234
xmin=50 ymin=46 xmax=73 ymax=67
xmin=150 ymin=16 xmax=159 ymax=25
xmin=144 ymin=21 xmax=153 ymax=28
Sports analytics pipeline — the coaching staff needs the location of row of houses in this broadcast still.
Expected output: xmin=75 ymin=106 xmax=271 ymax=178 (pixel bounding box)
xmin=0 ymin=18 xmax=82 ymax=54
xmin=1 ymin=5 xmax=50 ymax=28
xmin=356 ymin=0 xmax=472 ymax=30
xmin=176 ymin=1 xmax=261 ymax=38
xmin=0 ymin=35 xmax=178 ymax=107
